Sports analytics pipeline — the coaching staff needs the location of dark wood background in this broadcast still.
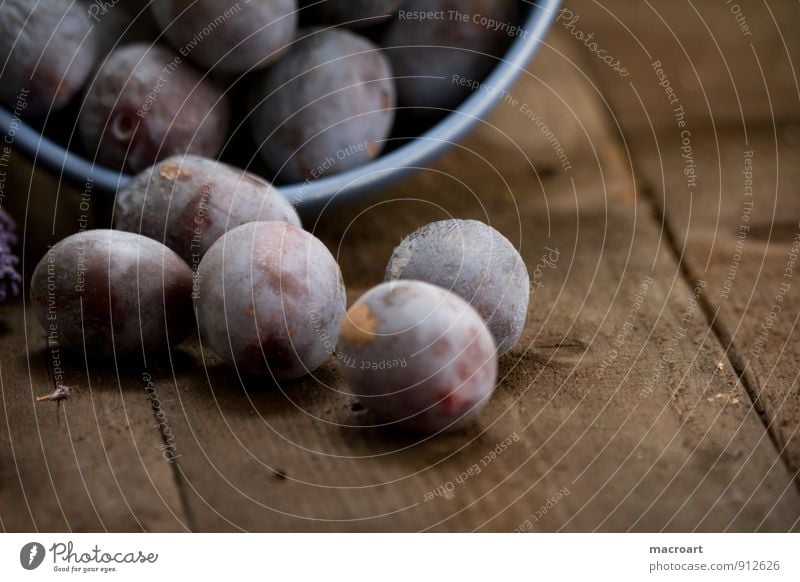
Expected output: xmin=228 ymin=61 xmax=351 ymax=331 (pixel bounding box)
xmin=1 ymin=0 xmax=798 ymax=531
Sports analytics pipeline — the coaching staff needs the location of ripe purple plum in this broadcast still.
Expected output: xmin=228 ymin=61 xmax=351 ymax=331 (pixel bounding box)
xmin=0 ymin=0 xmax=97 ymax=115
xmin=30 ymin=230 xmax=194 ymax=357
xmin=385 ymin=219 xmax=530 ymax=355
xmin=79 ymin=43 xmax=229 ymax=173
xmin=310 ymin=0 xmax=402 ymax=28
xmin=382 ymin=0 xmax=517 ymax=113
xmin=338 ymin=280 xmax=497 ymax=433
xmin=114 ymin=155 xmax=301 ymax=267
xmin=249 ymin=28 xmax=395 ymax=183
xmin=152 ymin=0 xmax=298 ymax=75
xmin=195 ymin=221 xmax=346 ymax=380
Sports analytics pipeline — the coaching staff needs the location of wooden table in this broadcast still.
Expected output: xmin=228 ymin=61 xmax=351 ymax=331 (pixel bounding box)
xmin=1 ymin=0 xmax=799 ymax=532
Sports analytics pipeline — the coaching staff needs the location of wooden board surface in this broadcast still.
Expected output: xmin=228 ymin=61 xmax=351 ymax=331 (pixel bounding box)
xmin=562 ymin=0 xmax=800 ymax=130
xmin=572 ymin=0 xmax=800 ymax=489
xmin=1 ymin=6 xmax=799 ymax=532
xmin=0 ymin=294 xmax=187 ymax=532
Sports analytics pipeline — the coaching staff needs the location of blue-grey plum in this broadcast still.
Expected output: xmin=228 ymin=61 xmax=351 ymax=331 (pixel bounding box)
xmin=249 ymin=28 xmax=395 ymax=183
xmin=79 ymin=43 xmax=229 ymax=173
xmin=338 ymin=280 xmax=497 ymax=433
xmin=310 ymin=0 xmax=402 ymax=28
xmin=152 ymin=0 xmax=298 ymax=75
xmin=30 ymin=230 xmax=194 ymax=357
xmin=195 ymin=221 xmax=346 ymax=380
xmin=114 ymin=155 xmax=301 ymax=268
xmin=385 ymin=219 xmax=529 ymax=354
xmin=0 ymin=0 xmax=97 ymax=115
xmin=382 ymin=0 xmax=517 ymax=113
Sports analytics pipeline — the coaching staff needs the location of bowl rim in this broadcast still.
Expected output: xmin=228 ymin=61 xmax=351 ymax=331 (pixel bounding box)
xmin=0 ymin=0 xmax=561 ymax=210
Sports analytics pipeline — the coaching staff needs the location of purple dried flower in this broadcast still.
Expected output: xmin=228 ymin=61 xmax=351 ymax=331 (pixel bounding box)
xmin=0 ymin=208 xmax=21 ymax=303
xmin=36 ymin=384 xmax=71 ymax=402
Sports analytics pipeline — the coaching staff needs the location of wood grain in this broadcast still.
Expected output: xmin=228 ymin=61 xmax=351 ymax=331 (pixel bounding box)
xmin=560 ymin=0 xmax=800 ymax=131
xmin=0 ymin=301 xmax=188 ymax=531
xmin=572 ymin=0 xmax=800 ymax=484
xmin=608 ymin=125 xmax=800 ymax=485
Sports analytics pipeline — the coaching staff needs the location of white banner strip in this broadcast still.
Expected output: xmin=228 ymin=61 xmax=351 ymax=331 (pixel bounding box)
xmin=0 ymin=533 xmax=796 ymax=581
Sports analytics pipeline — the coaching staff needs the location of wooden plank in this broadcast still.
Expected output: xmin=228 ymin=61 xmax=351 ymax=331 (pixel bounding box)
xmin=147 ymin=30 xmax=800 ymax=531
xmin=572 ymin=0 xmax=800 ymax=484
xmin=0 ymin=305 xmax=188 ymax=531
xmin=614 ymin=125 xmax=800 ymax=485
xmin=562 ymin=0 xmax=800 ymax=131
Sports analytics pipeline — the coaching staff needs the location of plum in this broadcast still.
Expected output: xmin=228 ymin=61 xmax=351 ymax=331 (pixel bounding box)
xmin=249 ymin=28 xmax=395 ymax=183
xmin=152 ymin=0 xmax=298 ymax=75
xmin=0 ymin=0 xmax=97 ymax=115
xmin=382 ymin=0 xmax=517 ymax=113
xmin=338 ymin=280 xmax=497 ymax=433
xmin=30 ymin=230 xmax=194 ymax=357
xmin=194 ymin=221 xmax=346 ymax=380
xmin=385 ymin=219 xmax=529 ymax=354
xmin=79 ymin=43 xmax=229 ymax=173
xmin=114 ymin=155 xmax=301 ymax=268
xmin=309 ymin=0 xmax=402 ymax=28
